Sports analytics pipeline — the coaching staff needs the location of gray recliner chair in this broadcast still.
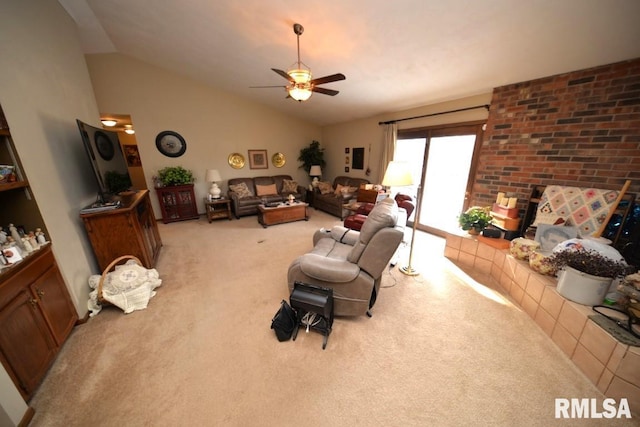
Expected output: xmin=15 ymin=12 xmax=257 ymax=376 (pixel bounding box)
xmin=287 ymin=198 xmax=406 ymax=316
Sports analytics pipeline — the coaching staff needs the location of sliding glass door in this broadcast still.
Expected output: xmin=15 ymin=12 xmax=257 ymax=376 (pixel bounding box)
xmin=396 ymin=123 xmax=483 ymax=236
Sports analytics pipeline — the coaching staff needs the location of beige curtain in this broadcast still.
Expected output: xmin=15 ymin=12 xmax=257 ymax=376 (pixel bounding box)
xmin=378 ymin=123 xmax=397 ymax=182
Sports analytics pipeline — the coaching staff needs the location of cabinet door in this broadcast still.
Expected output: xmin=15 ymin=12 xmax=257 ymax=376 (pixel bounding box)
xmin=31 ymin=266 xmax=78 ymax=346
xmin=138 ymin=197 xmax=161 ymax=264
xmin=176 ymin=188 xmax=197 ymax=217
xmin=0 ymin=289 xmax=56 ymax=397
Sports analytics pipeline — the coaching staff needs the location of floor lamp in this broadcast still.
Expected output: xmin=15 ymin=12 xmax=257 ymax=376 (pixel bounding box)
xmin=381 ymin=161 xmax=419 ymax=276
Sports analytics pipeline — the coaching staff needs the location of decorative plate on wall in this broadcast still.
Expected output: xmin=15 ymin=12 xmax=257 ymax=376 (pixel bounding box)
xmin=156 ymin=131 xmax=187 ymax=157
xmin=228 ymin=152 xmax=245 ymax=169
xmin=272 ymin=152 xmax=286 ymax=168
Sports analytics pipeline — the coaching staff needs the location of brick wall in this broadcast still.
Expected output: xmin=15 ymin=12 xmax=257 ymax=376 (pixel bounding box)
xmin=473 ymin=58 xmax=640 ymax=210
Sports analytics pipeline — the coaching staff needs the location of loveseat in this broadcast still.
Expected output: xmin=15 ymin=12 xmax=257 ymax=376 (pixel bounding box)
xmin=227 ymin=175 xmax=306 ymax=218
xmin=313 ymin=176 xmax=370 ymax=219
xmin=287 ymin=198 xmax=406 ymax=316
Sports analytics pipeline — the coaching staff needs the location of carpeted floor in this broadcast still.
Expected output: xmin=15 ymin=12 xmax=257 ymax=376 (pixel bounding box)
xmin=28 ymin=209 xmax=636 ymax=426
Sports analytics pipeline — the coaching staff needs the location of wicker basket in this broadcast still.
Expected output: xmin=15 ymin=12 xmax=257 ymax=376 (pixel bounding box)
xmin=97 ymin=255 xmax=142 ymax=304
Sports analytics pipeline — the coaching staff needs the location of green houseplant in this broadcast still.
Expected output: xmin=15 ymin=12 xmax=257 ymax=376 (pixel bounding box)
xmin=458 ymin=206 xmax=492 ymax=234
xmin=157 ymin=166 xmax=194 ymax=186
xmin=298 ymin=140 xmax=326 ymax=174
xmin=104 ymin=171 xmax=132 ymax=194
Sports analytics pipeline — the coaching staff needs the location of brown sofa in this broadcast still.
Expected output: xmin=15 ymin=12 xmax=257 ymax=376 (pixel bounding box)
xmin=313 ymin=176 xmax=370 ymax=219
xmin=227 ymin=175 xmax=307 ymax=218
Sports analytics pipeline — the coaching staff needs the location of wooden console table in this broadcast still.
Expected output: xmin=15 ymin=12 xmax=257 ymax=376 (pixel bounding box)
xmin=80 ymin=190 xmax=162 ymax=271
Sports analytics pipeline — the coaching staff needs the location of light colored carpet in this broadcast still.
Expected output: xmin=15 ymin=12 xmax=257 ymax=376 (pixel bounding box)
xmin=28 ymin=210 xmax=635 ymax=426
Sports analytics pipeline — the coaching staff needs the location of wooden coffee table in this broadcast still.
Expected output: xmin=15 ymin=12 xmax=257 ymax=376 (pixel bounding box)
xmin=257 ymin=202 xmax=309 ymax=228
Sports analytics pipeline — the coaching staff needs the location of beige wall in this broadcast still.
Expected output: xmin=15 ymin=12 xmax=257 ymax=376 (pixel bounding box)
xmin=321 ymin=93 xmax=492 ymax=183
xmin=85 ymin=53 xmax=322 ymax=217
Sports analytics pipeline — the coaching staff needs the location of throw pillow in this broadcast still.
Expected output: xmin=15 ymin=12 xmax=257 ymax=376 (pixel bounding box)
xmin=282 ymin=179 xmax=298 ymax=193
xmin=334 ymin=183 xmax=346 ymax=196
xmin=229 ymin=182 xmax=253 ymax=198
xmin=256 ymin=183 xmax=278 ymax=196
xmin=318 ymin=181 xmax=333 ymax=195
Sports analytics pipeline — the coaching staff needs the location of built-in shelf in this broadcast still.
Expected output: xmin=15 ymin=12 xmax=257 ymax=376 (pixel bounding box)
xmin=0 ymin=180 xmax=28 ymax=192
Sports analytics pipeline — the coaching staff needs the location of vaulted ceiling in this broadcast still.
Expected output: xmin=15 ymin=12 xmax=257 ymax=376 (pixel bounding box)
xmin=59 ymin=0 xmax=640 ymax=126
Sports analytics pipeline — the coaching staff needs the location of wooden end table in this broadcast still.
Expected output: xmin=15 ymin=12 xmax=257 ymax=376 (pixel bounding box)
xmin=204 ymin=198 xmax=232 ymax=222
xmin=257 ymin=202 xmax=309 ymax=228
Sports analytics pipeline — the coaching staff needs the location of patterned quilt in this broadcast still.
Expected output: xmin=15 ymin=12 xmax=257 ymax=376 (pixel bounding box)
xmin=533 ymin=185 xmax=619 ymax=236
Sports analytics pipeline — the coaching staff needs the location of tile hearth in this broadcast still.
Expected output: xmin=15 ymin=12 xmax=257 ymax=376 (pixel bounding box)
xmin=444 ymin=232 xmax=639 ymax=414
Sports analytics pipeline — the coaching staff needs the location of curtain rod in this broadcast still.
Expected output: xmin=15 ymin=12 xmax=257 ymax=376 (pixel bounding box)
xmin=378 ymin=104 xmax=490 ymax=125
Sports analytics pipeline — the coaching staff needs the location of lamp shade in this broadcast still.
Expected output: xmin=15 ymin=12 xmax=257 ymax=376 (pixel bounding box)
xmin=289 ymin=86 xmax=313 ymax=101
xmin=381 ymin=161 xmax=413 ymax=187
xmin=205 ymin=169 xmax=222 ymax=183
xmin=309 ymin=165 xmax=322 ymax=176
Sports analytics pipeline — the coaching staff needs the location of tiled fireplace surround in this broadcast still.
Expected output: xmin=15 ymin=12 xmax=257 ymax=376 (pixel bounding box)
xmin=444 ymin=232 xmax=640 ymax=413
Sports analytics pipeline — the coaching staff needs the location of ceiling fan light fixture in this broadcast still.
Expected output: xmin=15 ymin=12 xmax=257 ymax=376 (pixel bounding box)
xmin=101 ymin=119 xmax=117 ymax=127
xmin=288 ymin=68 xmax=311 ymax=84
xmin=288 ymin=84 xmax=313 ymax=102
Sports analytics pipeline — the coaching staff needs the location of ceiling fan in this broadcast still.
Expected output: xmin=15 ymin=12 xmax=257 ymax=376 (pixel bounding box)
xmin=251 ymin=23 xmax=346 ymax=102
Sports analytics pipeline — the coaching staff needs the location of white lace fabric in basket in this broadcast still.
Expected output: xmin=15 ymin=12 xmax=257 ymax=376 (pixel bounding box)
xmin=88 ymin=260 xmax=162 ymax=316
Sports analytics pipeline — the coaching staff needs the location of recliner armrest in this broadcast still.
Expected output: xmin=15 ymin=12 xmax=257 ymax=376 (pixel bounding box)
xmin=299 ymin=253 xmax=360 ymax=283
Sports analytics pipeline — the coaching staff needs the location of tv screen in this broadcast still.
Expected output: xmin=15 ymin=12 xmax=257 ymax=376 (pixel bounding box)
xmin=77 ymin=119 xmax=132 ymax=203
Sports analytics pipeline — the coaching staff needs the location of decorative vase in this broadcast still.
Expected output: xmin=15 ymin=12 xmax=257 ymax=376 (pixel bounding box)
xmin=556 ymin=266 xmax=612 ymax=306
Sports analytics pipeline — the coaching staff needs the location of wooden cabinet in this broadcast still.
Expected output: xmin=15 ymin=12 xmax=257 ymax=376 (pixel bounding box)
xmin=156 ymin=184 xmax=199 ymax=223
xmin=0 ymin=104 xmax=77 ymax=400
xmin=0 ymin=245 xmax=78 ymax=400
xmin=80 ymin=190 xmax=162 ymax=272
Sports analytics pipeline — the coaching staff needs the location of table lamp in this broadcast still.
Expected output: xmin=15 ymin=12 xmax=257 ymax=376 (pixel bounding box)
xmin=309 ymin=165 xmax=322 ymax=187
xmin=205 ymin=169 xmax=222 ymax=199
xmin=381 ymin=161 xmax=419 ymax=276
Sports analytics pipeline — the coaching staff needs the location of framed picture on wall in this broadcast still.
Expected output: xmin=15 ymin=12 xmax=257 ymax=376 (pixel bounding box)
xmin=352 ymin=147 xmax=364 ymax=170
xmin=345 ymin=156 xmax=350 ymax=164
xmin=248 ymin=149 xmax=268 ymax=169
xmin=123 ymin=145 xmax=142 ymax=167
xmin=345 ymin=167 xmax=349 ymax=173
xmin=345 ymin=147 xmax=350 ymax=154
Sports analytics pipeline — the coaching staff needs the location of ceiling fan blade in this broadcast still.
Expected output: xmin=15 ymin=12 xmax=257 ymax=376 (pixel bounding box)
xmin=271 ymin=68 xmax=294 ymax=83
xmin=250 ymin=85 xmax=287 ymax=88
xmin=310 ymin=73 xmax=346 ymax=86
xmin=312 ymin=86 xmax=339 ymax=96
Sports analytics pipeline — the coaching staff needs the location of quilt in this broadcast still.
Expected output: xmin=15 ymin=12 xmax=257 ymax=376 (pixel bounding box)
xmin=533 ymin=185 xmax=619 ymax=236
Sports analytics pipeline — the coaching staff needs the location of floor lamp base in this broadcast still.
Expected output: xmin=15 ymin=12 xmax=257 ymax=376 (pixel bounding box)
xmin=399 ymin=265 xmax=419 ymax=276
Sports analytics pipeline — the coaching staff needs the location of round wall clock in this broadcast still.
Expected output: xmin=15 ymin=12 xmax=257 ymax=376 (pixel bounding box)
xmin=94 ymin=131 xmax=115 ymax=161
xmin=156 ymin=131 xmax=187 ymax=157
xmin=228 ymin=153 xmax=245 ymax=169
xmin=272 ymin=152 xmax=286 ymax=168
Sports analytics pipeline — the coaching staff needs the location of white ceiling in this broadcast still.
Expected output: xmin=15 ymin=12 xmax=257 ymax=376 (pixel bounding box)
xmin=59 ymin=0 xmax=640 ymax=126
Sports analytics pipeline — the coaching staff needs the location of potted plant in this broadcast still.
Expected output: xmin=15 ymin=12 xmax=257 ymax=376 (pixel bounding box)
xmin=458 ymin=206 xmax=492 ymax=234
xmin=157 ymin=166 xmax=194 ymax=187
xmin=104 ymin=171 xmax=132 ymax=194
xmin=298 ymin=140 xmax=326 ymax=174
xmin=548 ymin=247 xmax=635 ymax=306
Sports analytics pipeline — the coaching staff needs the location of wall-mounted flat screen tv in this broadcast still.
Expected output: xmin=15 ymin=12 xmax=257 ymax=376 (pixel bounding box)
xmin=77 ymin=119 xmax=132 ymax=203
